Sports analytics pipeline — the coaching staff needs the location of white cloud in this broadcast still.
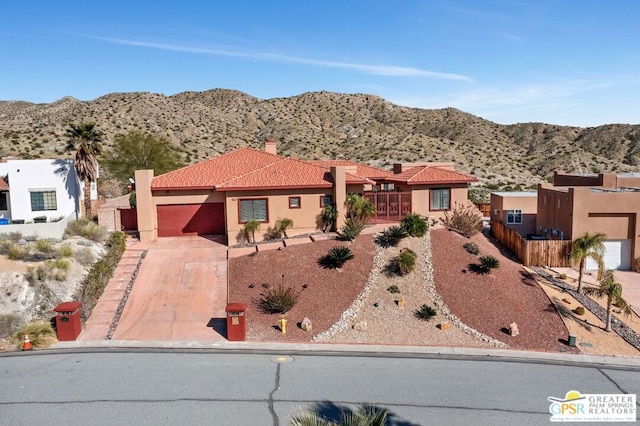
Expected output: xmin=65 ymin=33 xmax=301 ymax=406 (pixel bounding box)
xmin=91 ymin=36 xmax=472 ymax=81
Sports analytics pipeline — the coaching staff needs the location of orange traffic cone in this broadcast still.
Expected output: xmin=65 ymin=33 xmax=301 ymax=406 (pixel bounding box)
xmin=22 ymin=333 xmax=32 ymax=351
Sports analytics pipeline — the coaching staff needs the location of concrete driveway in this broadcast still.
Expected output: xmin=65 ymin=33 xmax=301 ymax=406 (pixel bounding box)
xmin=111 ymin=236 xmax=228 ymax=341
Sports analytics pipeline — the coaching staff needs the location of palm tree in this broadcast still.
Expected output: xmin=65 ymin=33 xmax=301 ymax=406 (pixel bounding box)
xmin=290 ymin=404 xmax=388 ymax=426
xmin=569 ymin=232 xmax=606 ymax=293
xmin=65 ymin=123 xmax=103 ymax=217
xmin=584 ymin=270 xmax=632 ymax=332
xmin=345 ymin=194 xmax=375 ymax=221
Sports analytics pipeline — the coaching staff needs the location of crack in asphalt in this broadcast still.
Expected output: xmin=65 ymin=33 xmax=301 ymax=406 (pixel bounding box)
xmin=598 ymin=368 xmax=640 ymax=407
xmin=268 ymin=363 xmax=281 ymax=426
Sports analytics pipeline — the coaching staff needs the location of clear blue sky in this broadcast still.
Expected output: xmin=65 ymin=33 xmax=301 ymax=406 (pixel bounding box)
xmin=2 ymin=1 xmax=639 ymax=126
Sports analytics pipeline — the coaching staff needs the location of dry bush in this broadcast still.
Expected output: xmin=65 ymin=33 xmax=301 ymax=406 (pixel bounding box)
xmin=443 ymin=203 xmax=483 ymax=238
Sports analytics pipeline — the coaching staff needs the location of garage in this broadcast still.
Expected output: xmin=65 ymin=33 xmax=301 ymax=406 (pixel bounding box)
xmin=586 ymin=239 xmax=631 ymax=271
xmin=157 ymin=203 xmax=225 ymax=237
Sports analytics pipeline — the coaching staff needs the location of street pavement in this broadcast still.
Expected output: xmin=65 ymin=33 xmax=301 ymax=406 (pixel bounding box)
xmin=1 ymin=350 xmax=638 ymax=425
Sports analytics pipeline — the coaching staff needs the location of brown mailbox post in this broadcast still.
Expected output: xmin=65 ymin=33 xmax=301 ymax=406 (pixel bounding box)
xmin=225 ymin=302 xmax=246 ymax=341
xmin=53 ymin=302 xmax=82 ymax=341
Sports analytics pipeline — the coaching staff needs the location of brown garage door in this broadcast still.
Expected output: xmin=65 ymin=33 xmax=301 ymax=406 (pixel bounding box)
xmin=157 ymin=203 xmax=225 ymax=237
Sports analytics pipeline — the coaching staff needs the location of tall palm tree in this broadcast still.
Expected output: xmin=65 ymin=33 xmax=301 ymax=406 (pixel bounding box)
xmin=65 ymin=123 xmax=103 ymax=217
xmin=569 ymin=232 xmax=606 ymax=293
xmin=584 ymin=270 xmax=632 ymax=332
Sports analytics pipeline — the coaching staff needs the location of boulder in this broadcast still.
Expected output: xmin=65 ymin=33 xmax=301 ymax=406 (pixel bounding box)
xmin=439 ymin=322 xmax=450 ymax=331
xmin=353 ymin=321 xmax=367 ymax=332
xmin=300 ymin=317 xmax=313 ymax=332
xmin=509 ymin=322 xmax=519 ymax=337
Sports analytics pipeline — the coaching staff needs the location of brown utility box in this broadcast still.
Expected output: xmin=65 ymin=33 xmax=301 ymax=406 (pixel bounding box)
xmin=225 ymin=303 xmax=246 ymax=341
xmin=53 ymin=302 xmax=82 ymax=341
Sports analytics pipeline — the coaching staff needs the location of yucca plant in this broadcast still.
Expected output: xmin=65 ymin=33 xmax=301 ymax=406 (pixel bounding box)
xmin=414 ymin=304 xmax=437 ymax=321
xmin=339 ymin=217 xmax=365 ymax=241
xmin=12 ymin=321 xmax=57 ymax=350
xmin=259 ymin=284 xmax=300 ymax=314
xmin=401 ymin=213 xmax=428 ymax=237
xmin=479 ymin=255 xmax=500 ymax=273
xmin=319 ymin=246 xmax=355 ymax=269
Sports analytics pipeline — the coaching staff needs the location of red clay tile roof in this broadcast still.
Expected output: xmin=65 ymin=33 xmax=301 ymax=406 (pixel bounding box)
xmin=307 ymin=160 xmax=392 ymax=179
xmin=385 ymin=166 xmax=478 ymax=185
xmin=151 ymin=148 xmax=373 ymax=191
xmin=0 ymin=178 xmax=8 ymax=191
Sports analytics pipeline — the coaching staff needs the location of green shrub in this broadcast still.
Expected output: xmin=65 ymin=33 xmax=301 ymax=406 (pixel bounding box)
xmin=0 ymin=314 xmax=23 ymax=340
xmin=479 ymin=255 xmax=500 ymax=272
xmin=559 ymin=273 xmax=568 ymax=280
xmin=573 ymin=306 xmax=585 ymax=315
xmin=78 ymin=231 xmax=126 ymax=318
xmin=0 ymin=239 xmax=12 ymax=255
xmin=259 ymin=284 xmax=300 ymax=314
xmin=443 ymin=204 xmax=483 ymax=238
xmin=414 ymin=304 xmax=437 ymax=321
xmin=243 ymin=220 xmax=260 ymax=243
xmin=275 ymin=218 xmax=294 ymax=238
xmin=463 ymin=242 xmax=479 ymax=255
xmin=320 ymin=246 xmax=355 ymax=269
xmin=35 ymin=239 xmax=53 ymax=253
xmin=401 ymin=213 xmax=428 ymax=237
xmin=74 ymin=247 xmax=95 ymax=266
xmin=339 ymin=217 xmax=365 ymax=241
xmin=65 ymin=219 xmax=107 ymax=242
xmin=387 ymin=285 xmax=401 ymax=294
xmin=321 ymin=204 xmax=337 ymax=232
xmin=393 ymin=248 xmax=417 ymax=275
xmin=56 ymin=245 xmax=74 ymax=258
xmin=376 ymin=225 xmax=408 ymax=247
xmin=11 ymin=321 xmax=57 ymax=350
xmin=7 ymin=244 xmax=29 ymax=261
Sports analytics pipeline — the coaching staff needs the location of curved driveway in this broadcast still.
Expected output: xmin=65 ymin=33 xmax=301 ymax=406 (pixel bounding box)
xmin=110 ymin=236 xmax=228 ymax=341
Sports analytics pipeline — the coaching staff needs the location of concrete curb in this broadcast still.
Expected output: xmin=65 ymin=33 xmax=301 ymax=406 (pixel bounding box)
xmin=44 ymin=340 xmax=640 ymax=368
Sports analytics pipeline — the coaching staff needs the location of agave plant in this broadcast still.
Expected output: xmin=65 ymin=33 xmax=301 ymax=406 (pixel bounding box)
xmin=479 ymin=255 xmax=500 ymax=273
xmin=319 ymin=246 xmax=355 ymax=269
xmin=414 ymin=304 xmax=437 ymax=321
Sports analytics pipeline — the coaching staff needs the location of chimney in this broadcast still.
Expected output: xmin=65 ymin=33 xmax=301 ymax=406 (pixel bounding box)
xmin=264 ymin=138 xmax=277 ymax=155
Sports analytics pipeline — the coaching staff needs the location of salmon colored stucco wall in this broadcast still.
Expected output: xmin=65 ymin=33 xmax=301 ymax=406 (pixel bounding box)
xmin=408 ymin=184 xmax=471 ymax=219
xmin=490 ymin=193 xmax=538 ymax=235
xmin=224 ymin=188 xmax=330 ymax=244
xmin=535 ymin=185 xmax=574 ymax=240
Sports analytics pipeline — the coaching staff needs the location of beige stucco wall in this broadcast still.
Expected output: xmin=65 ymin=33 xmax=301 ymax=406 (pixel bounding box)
xmin=224 ymin=188 xmax=329 ymax=244
xmin=409 ymin=184 xmax=471 ymax=219
xmin=536 ymin=185 xmax=574 ymax=240
xmin=135 ymin=170 xmax=157 ymax=243
xmin=490 ymin=193 xmax=538 ymax=235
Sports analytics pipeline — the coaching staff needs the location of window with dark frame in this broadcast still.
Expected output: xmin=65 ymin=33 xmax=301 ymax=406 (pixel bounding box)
xmin=430 ymin=188 xmax=450 ymax=211
xmin=320 ymin=195 xmax=332 ymax=207
xmin=238 ymin=198 xmax=268 ymax=223
xmin=506 ymin=209 xmax=522 ymax=224
xmin=288 ymin=196 xmax=301 ymax=209
xmin=0 ymin=192 xmax=7 ymax=210
xmin=30 ymin=190 xmax=57 ymax=211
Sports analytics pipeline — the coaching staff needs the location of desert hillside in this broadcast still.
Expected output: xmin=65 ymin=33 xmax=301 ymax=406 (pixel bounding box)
xmin=1 ymin=89 xmax=638 ymax=194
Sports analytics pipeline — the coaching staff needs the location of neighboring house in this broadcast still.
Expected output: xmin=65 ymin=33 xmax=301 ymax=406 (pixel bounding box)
xmin=0 ymin=158 xmax=96 ymax=223
xmin=134 ymin=140 xmax=478 ymax=244
xmin=490 ymin=191 xmax=538 ymax=236
xmin=536 ymin=171 xmax=640 ymax=271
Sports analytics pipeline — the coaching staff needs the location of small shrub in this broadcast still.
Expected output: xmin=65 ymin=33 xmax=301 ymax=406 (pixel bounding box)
xmin=387 ymin=285 xmax=401 ymax=294
xmin=275 ymin=218 xmax=294 ymax=238
xmin=65 ymin=219 xmax=106 ymax=242
xmin=401 ymin=213 xmax=428 ymax=237
xmin=74 ymin=247 xmax=95 ymax=266
xmin=376 ymin=225 xmax=408 ymax=247
xmin=56 ymin=245 xmax=74 ymax=258
xmin=243 ymin=220 xmax=260 ymax=243
xmin=8 ymin=232 xmax=23 ymax=243
xmin=0 ymin=314 xmax=23 ymax=339
xmin=479 ymin=255 xmax=500 ymax=272
xmin=11 ymin=321 xmax=57 ymax=350
xmin=35 ymin=239 xmax=53 ymax=253
xmin=559 ymin=273 xmax=568 ymax=280
xmin=259 ymin=284 xmax=300 ymax=314
xmin=0 ymin=239 xmax=12 ymax=254
xmin=321 ymin=204 xmax=337 ymax=232
xmin=414 ymin=304 xmax=437 ymax=321
xmin=319 ymin=246 xmax=355 ymax=269
xmin=339 ymin=217 xmax=365 ymax=241
xmin=443 ymin=203 xmax=483 ymax=238
xmin=463 ymin=242 xmax=479 ymax=255
xmin=393 ymin=248 xmax=417 ymax=275
xmin=7 ymin=244 xmax=29 ymax=261
xmin=262 ymin=282 xmax=271 ymax=289
xmin=573 ymin=306 xmax=585 ymax=315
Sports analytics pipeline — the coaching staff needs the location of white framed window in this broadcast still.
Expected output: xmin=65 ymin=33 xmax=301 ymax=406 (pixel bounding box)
xmin=506 ymin=209 xmax=522 ymax=224
xmin=30 ymin=190 xmax=57 ymax=211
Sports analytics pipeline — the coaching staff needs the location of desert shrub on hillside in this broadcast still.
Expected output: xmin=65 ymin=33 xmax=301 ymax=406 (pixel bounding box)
xmin=65 ymin=219 xmax=107 ymax=242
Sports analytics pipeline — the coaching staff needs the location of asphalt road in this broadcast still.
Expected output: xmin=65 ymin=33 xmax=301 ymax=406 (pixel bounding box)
xmin=1 ymin=350 xmax=639 ymax=425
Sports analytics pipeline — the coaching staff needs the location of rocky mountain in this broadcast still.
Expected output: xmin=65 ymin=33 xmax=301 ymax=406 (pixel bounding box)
xmin=1 ymin=89 xmax=638 ymax=194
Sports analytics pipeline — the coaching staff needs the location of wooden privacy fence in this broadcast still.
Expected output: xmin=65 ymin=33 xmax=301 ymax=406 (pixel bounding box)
xmin=490 ymin=220 xmax=572 ymax=267
xmin=475 ymin=203 xmax=491 ymax=218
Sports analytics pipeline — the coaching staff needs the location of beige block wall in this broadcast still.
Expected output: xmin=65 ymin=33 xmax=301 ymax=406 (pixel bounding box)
xmin=225 ymin=188 xmax=329 ymax=244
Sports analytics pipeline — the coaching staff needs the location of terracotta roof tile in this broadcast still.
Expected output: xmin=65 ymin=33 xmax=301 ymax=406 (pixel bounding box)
xmin=386 ymin=166 xmax=477 ymax=185
xmin=308 ymin=160 xmax=392 ymax=179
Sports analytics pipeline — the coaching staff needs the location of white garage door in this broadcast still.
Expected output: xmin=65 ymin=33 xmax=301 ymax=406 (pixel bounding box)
xmin=586 ymin=240 xmax=631 ymax=271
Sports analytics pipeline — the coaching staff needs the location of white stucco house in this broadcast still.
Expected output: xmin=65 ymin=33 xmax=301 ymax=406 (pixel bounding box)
xmin=0 ymin=158 xmax=97 ymax=225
